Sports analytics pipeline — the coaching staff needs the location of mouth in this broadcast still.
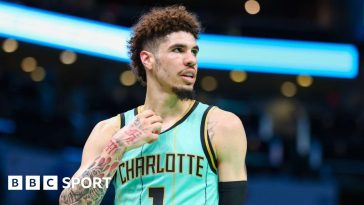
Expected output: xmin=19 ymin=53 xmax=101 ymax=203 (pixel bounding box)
xmin=180 ymin=69 xmax=195 ymax=78
xmin=180 ymin=71 xmax=195 ymax=84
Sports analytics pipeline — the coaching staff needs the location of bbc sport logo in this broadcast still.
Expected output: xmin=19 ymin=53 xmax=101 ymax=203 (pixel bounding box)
xmin=8 ymin=175 xmax=112 ymax=190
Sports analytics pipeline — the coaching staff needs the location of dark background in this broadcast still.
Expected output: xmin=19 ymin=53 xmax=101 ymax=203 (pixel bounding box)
xmin=1 ymin=0 xmax=363 ymax=204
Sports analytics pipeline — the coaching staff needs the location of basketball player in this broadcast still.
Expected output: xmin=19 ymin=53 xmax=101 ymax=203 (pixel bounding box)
xmin=59 ymin=5 xmax=247 ymax=205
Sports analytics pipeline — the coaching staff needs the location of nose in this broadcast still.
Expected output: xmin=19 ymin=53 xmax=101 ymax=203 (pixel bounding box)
xmin=184 ymin=51 xmax=197 ymax=69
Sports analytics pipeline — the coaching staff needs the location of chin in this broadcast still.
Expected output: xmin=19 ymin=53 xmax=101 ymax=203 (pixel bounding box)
xmin=171 ymin=86 xmax=196 ymax=101
xmin=173 ymin=82 xmax=194 ymax=91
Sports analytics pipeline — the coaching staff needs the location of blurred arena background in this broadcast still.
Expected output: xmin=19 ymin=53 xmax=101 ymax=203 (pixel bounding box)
xmin=0 ymin=0 xmax=363 ymax=204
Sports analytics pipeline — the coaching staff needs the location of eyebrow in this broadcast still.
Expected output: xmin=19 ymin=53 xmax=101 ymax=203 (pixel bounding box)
xmin=170 ymin=44 xmax=199 ymax=51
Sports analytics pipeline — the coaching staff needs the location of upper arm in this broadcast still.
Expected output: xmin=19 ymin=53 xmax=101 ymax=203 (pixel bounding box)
xmin=208 ymin=108 xmax=247 ymax=182
xmin=72 ymin=115 xmax=121 ymax=178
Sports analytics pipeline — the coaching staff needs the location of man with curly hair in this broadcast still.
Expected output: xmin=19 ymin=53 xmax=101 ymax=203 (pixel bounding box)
xmin=60 ymin=5 xmax=247 ymax=205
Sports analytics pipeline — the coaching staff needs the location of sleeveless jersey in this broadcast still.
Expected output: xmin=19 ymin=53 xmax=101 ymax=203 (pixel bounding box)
xmin=113 ymin=101 xmax=218 ymax=205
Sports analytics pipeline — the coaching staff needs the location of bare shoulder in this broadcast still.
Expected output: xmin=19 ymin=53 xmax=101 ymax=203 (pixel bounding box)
xmin=80 ymin=115 xmax=121 ymax=166
xmin=70 ymin=114 xmax=121 ymax=177
xmin=208 ymin=107 xmax=244 ymax=134
xmin=85 ymin=114 xmax=121 ymax=150
xmin=207 ymin=107 xmax=246 ymax=159
xmin=92 ymin=115 xmax=120 ymax=135
xmin=208 ymin=107 xmax=247 ymax=181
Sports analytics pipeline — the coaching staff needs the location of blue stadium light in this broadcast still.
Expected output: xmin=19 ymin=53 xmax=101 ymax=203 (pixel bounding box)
xmin=198 ymin=35 xmax=358 ymax=78
xmin=0 ymin=1 xmax=359 ymax=78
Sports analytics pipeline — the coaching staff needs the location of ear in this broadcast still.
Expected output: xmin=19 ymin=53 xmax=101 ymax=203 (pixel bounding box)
xmin=140 ymin=50 xmax=154 ymax=71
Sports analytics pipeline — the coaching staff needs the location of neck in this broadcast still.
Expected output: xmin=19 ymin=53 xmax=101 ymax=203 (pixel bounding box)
xmin=143 ymin=87 xmax=193 ymax=120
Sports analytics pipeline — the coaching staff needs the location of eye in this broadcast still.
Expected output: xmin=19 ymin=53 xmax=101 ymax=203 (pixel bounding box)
xmin=192 ymin=49 xmax=199 ymax=56
xmin=172 ymin=47 xmax=183 ymax=53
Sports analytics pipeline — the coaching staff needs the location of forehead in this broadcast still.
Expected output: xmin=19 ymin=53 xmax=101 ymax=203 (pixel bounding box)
xmin=159 ymin=31 xmax=197 ymax=48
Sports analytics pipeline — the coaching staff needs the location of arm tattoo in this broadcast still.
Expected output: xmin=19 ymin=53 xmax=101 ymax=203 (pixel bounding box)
xmin=208 ymin=120 xmax=218 ymax=142
xmin=60 ymin=117 xmax=145 ymax=204
xmin=105 ymin=140 xmax=119 ymax=155
xmin=122 ymin=117 xmax=144 ymax=146
xmin=60 ymin=139 xmax=124 ymax=205
xmin=133 ymin=117 xmax=141 ymax=127
xmin=124 ymin=129 xmax=143 ymax=144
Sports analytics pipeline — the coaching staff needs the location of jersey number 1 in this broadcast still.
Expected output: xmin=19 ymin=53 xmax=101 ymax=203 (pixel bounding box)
xmin=148 ymin=187 xmax=164 ymax=205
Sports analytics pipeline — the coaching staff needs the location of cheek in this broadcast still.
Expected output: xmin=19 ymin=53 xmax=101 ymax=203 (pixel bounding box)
xmin=155 ymin=57 xmax=181 ymax=81
xmin=155 ymin=65 xmax=173 ymax=83
xmin=160 ymin=61 xmax=177 ymax=77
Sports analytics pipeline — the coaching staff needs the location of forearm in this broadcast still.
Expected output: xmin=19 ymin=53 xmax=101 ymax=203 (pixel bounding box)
xmin=59 ymin=137 xmax=125 ymax=205
xmin=59 ymin=111 xmax=160 ymax=205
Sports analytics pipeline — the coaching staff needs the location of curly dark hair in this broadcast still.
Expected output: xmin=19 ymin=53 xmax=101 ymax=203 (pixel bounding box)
xmin=127 ymin=5 xmax=201 ymax=86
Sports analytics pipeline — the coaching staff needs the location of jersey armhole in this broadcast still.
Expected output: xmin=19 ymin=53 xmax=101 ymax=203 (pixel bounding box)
xmin=119 ymin=112 xmax=125 ymax=129
xmin=200 ymin=106 xmax=218 ymax=174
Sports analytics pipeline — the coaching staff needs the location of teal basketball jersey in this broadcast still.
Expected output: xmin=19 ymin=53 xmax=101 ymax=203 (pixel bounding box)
xmin=113 ymin=101 xmax=218 ymax=205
